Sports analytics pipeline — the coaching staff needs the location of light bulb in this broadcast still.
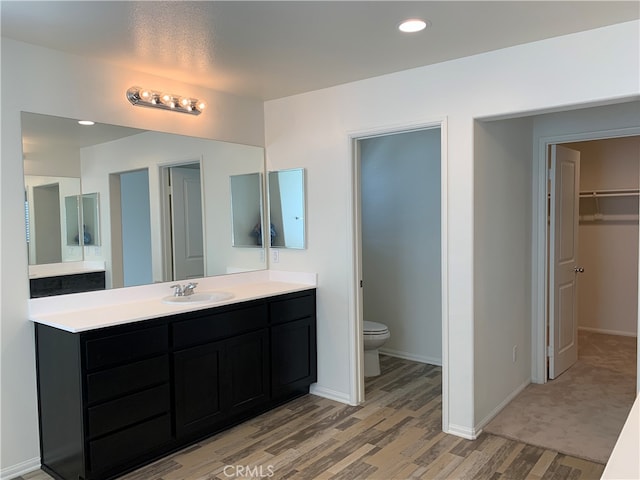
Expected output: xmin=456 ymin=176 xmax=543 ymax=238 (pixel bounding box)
xmin=399 ymin=19 xmax=428 ymax=33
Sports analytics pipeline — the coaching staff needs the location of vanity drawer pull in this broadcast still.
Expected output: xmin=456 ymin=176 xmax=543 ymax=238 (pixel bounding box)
xmin=86 ymin=355 xmax=169 ymax=404
xmin=85 ymin=325 xmax=168 ymax=370
xmin=88 ymin=383 xmax=170 ymax=438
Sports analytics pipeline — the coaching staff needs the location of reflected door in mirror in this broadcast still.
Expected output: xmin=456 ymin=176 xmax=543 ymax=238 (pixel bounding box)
xmin=231 ymin=173 xmax=264 ymax=248
xmin=170 ymin=165 xmax=204 ymax=280
xmin=268 ymin=169 xmax=305 ymax=249
xmin=32 ymin=183 xmax=62 ymax=263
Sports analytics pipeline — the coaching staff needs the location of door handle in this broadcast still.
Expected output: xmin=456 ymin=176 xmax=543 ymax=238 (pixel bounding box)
xmin=574 ymin=267 xmax=585 ymax=273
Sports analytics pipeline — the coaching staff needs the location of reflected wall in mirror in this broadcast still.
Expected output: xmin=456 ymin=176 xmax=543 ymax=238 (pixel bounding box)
xmin=268 ymin=168 xmax=306 ymax=249
xmin=230 ymin=173 xmax=264 ymax=248
xmin=22 ymin=112 xmax=267 ymax=295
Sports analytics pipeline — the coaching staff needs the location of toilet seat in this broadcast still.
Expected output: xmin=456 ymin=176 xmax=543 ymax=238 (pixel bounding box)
xmin=364 ymin=321 xmax=389 ymax=335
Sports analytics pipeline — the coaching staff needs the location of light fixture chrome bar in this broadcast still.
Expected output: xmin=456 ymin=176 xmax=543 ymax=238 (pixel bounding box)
xmin=126 ymin=86 xmax=205 ymax=115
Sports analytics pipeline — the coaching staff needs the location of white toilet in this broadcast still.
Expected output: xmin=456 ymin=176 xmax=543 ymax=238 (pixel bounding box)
xmin=363 ymin=321 xmax=391 ymax=377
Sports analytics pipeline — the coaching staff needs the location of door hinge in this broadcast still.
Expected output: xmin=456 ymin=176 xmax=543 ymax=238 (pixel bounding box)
xmin=547 ymin=345 xmax=553 ymax=357
xmin=359 ymin=280 xmax=363 ymax=288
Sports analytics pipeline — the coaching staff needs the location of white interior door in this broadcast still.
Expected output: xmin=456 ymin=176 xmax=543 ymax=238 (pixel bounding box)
xmin=170 ymin=166 xmax=204 ymax=280
xmin=549 ymin=144 xmax=582 ymax=379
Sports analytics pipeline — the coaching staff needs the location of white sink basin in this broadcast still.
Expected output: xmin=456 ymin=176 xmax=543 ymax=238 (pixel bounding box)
xmin=162 ymin=291 xmax=234 ymax=305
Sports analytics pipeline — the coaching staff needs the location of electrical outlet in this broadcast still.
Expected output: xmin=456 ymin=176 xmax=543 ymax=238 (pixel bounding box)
xmin=512 ymin=345 xmax=518 ymax=363
xmin=272 ymin=249 xmax=279 ymax=263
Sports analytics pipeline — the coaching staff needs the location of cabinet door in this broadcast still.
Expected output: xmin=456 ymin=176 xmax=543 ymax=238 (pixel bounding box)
xmin=226 ymin=329 xmax=269 ymax=416
xmin=271 ymin=317 xmax=317 ymax=400
xmin=173 ymin=341 xmax=226 ymax=438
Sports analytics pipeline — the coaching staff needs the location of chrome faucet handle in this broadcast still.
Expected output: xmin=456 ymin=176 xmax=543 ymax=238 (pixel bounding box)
xmin=170 ymin=284 xmax=184 ymax=297
xmin=183 ymin=282 xmax=198 ymax=296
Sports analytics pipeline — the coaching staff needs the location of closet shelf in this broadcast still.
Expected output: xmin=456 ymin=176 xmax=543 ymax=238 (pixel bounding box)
xmin=578 ymin=188 xmax=639 ymax=222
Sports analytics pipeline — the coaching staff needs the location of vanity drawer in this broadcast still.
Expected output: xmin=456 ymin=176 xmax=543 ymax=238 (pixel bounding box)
xmin=87 ymin=383 xmax=170 ymax=438
xmin=89 ymin=413 xmax=171 ymax=474
xmin=86 ymin=355 xmax=169 ymax=404
xmin=85 ymin=325 xmax=168 ymax=370
xmin=173 ymin=304 xmax=267 ymax=349
xmin=269 ymin=291 xmax=315 ymax=325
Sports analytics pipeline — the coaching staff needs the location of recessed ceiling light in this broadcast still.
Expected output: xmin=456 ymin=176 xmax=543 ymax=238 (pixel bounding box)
xmin=78 ymin=120 xmax=95 ymax=126
xmin=399 ymin=19 xmax=429 ymax=33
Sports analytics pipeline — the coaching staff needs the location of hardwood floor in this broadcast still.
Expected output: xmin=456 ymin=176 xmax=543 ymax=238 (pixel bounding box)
xmin=18 ymin=355 xmax=605 ymax=480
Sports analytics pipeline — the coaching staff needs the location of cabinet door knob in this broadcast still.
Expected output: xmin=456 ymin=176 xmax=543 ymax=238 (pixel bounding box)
xmin=574 ymin=266 xmax=585 ymax=273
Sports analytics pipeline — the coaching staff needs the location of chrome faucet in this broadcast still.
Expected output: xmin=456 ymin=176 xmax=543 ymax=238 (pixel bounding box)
xmin=170 ymin=282 xmax=198 ymax=297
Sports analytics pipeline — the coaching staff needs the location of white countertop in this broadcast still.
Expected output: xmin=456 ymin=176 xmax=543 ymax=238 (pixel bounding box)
xmin=29 ymin=270 xmax=316 ymax=333
xmin=29 ymin=260 xmax=106 ymax=279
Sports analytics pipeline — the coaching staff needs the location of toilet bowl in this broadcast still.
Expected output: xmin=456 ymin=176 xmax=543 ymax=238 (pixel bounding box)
xmin=363 ymin=321 xmax=391 ymax=377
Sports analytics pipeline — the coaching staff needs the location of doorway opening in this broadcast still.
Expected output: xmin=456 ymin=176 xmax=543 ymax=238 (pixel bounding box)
xmin=502 ymin=132 xmax=640 ymax=462
xmin=31 ymin=183 xmax=62 ymax=264
xmin=160 ymin=162 xmax=205 ymax=282
xmin=543 ymin=135 xmax=639 ymax=383
xmin=109 ymin=169 xmax=153 ymax=288
xmin=352 ymin=121 xmax=447 ymax=427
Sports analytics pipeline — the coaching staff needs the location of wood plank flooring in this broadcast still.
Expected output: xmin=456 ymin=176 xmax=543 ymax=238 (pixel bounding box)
xmin=17 ymin=355 xmax=605 ymax=480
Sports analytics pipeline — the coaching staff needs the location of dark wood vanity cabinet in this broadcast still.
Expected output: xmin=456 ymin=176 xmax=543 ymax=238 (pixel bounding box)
xmin=35 ymin=289 xmax=316 ymax=480
xmin=30 ymin=271 xmax=106 ymax=298
xmin=172 ymin=303 xmax=270 ymax=439
xmin=270 ymin=292 xmax=317 ymax=401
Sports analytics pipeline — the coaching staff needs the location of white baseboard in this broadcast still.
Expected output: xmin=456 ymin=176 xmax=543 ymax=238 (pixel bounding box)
xmin=475 ymin=379 xmax=530 ymax=433
xmin=578 ymin=326 xmax=637 ymax=338
xmin=445 ymin=423 xmax=479 ymax=440
xmin=379 ymin=348 xmax=442 ymax=366
xmin=0 ymin=457 xmax=40 ymax=480
xmin=309 ymin=384 xmax=355 ymax=405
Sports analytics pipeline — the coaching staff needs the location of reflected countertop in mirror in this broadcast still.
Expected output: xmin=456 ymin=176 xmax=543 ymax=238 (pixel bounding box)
xmin=22 ymin=112 xmax=267 ymax=296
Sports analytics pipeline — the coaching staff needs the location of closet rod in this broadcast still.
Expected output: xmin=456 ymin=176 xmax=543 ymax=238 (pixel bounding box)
xmin=579 ymin=188 xmax=640 ymax=198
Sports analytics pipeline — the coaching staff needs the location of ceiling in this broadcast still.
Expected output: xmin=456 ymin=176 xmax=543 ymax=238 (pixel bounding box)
xmin=20 ymin=112 xmax=146 ymax=160
xmin=2 ymin=1 xmax=639 ymax=101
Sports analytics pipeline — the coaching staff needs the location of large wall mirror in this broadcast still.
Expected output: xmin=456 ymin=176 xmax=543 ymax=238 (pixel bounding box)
xmin=22 ymin=111 xmax=267 ymax=294
xmin=268 ymin=168 xmax=306 ymax=249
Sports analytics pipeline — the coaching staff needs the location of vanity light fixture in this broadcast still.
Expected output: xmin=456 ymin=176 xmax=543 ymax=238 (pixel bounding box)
xmin=126 ymin=86 xmax=205 ymax=115
xmin=398 ymin=18 xmax=429 ymax=33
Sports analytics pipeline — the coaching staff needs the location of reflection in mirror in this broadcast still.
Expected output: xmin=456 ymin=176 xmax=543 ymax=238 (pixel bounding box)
xmin=162 ymin=163 xmax=204 ymax=282
xmin=22 ymin=111 xmax=266 ymax=295
xmin=268 ymin=168 xmax=306 ymax=249
xmin=64 ymin=193 xmax=101 ymax=247
xmin=25 ymin=175 xmax=81 ymax=264
xmin=231 ymin=173 xmax=264 ymax=248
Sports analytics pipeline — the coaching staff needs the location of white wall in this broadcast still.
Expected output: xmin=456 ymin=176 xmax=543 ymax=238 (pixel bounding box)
xmin=0 ymin=39 xmax=264 ymax=477
xmin=473 ymin=117 xmax=533 ymax=427
xmin=264 ymin=21 xmax=639 ymax=438
xmin=572 ymin=137 xmax=640 ymax=336
xmin=360 ymin=128 xmax=441 ymax=365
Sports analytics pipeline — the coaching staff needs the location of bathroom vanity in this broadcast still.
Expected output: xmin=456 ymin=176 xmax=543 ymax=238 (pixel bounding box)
xmin=28 ymin=262 xmax=106 ymax=298
xmin=32 ymin=278 xmax=316 ymax=480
